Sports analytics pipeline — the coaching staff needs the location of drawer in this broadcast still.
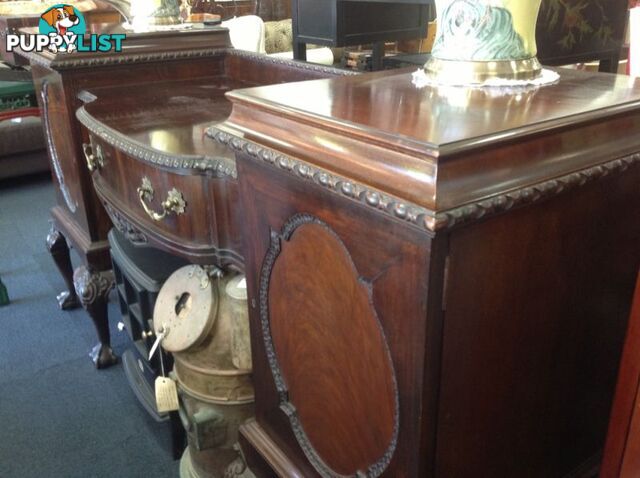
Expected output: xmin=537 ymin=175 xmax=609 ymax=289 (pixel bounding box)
xmin=82 ymin=133 xmax=243 ymax=269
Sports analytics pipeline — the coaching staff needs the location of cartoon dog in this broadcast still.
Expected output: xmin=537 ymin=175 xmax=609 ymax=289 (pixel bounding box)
xmin=40 ymin=5 xmax=79 ymax=52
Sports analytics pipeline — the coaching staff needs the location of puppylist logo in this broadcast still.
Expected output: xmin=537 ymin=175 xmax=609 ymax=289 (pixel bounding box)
xmin=6 ymin=4 xmax=125 ymax=54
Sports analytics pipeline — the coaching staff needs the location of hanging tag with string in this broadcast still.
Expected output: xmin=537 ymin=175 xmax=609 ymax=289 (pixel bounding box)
xmin=152 ymin=325 xmax=179 ymax=413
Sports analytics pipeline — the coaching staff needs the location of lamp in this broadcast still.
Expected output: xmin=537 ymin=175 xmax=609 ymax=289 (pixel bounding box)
xmin=424 ymin=0 xmax=543 ymax=84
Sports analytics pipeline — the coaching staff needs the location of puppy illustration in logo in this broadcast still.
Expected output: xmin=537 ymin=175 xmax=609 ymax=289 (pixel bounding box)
xmin=40 ymin=5 xmax=80 ymax=53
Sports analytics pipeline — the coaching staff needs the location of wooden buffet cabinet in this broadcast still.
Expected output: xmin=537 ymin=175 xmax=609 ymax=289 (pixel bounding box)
xmin=211 ymin=70 xmax=640 ymax=477
xmin=73 ymin=53 xmax=640 ymax=476
xmin=4 ymin=1 xmax=637 ymax=475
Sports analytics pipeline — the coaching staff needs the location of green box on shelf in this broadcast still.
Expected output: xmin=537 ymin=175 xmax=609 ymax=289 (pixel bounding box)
xmin=0 ymin=81 xmax=37 ymax=112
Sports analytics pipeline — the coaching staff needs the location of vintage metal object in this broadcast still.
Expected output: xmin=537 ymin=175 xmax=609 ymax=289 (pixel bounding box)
xmin=424 ymin=0 xmax=543 ymax=83
xmin=137 ymin=176 xmax=187 ymax=222
xmin=154 ymin=265 xmax=254 ymax=478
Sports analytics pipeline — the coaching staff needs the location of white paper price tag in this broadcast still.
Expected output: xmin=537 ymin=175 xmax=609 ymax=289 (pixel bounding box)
xmin=155 ymin=377 xmax=179 ymax=413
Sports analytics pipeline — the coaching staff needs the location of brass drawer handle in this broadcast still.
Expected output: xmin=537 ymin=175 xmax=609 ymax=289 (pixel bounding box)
xmin=137 ymin=176 xmax=186 ymax=222
xmin=82 ymin=143 xmax=104 ymax=172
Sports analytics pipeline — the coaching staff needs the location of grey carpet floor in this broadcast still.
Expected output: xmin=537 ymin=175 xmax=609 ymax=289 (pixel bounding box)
xmin=0 ymin=174 xmax=180 ymax=478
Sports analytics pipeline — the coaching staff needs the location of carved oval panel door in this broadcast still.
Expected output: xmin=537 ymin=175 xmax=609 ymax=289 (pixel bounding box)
xmin=261 ymin=214 xmax=399 ymax=477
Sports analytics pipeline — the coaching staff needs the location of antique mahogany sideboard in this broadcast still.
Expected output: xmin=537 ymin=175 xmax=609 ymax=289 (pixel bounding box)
xmin=71 ymin=49 xmax=354 ymax=367
xmin=15 ymin=25 xmax=237 ymax=367
xmin=203 ymin=69 xmax=639 ymax=476
xmin=72 ymin=60 xmax=640 ymax=474
xmin=291 ymin=0 xmax=431 ymax=69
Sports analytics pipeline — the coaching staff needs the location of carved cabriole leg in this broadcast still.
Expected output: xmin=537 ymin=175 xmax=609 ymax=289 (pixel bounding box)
xmin=46 ymin=225 xmax=80 ymax=310
xmin=73 ymin=265 xmax=117 ymax=369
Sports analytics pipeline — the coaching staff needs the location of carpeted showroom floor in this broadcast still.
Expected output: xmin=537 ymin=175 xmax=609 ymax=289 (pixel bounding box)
xmin=0 ymin=174 xmax=179 ymax=478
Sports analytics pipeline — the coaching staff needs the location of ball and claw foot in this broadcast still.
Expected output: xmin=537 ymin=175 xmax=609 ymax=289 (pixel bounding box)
xmin=90 ymin=343 xmax=118 ymax=369
xmin=57 ymin=290 xmax=80 ymax=310
xmin=74 ymin=266 xmax=117 ymax=370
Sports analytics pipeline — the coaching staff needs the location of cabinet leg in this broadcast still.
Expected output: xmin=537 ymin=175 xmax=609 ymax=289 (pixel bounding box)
xmin=46 ymin=225 xmax=80 ymax=310
xmin=73 ymin=265 xmax=117 ymax=369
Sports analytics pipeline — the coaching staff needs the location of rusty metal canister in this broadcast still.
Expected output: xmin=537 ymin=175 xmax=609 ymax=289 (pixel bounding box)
xmin=154 ymin=266 xmax=254 ymax=478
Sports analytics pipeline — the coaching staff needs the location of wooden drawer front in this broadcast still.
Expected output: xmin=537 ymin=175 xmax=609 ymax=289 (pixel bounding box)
xmin=86 ymin=134 xmax=243 ymax=268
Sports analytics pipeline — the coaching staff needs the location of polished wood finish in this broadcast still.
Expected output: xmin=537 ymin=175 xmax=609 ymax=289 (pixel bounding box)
xmin=63 ymin=23 xmax=640 ymax=473
xmin=268 ymin=219 xmax=397 ymax=475
xmin=602 ymin=272 xmax=640 ymax=478
xmin=75 ymin=51 xmax=354 ymax=271
xmin=214 ymin=68 xmax=640 ymax=476
xmin=17 ymin=24 xmax=233 ymax=367
xmin=46 ymin=225 xmax=80 ymax=310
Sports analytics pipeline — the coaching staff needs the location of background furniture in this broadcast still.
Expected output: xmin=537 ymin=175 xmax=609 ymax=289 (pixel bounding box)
xmin=220 ymin=15 xmax=336 ymax=65
xmin=221 ymin=15 xmax=266 ymax=53
xmin=0 ymin=75 xmax=47 ymax=180
xmin=265 ymin=18 xmax=335 ymax=65
xmin=191 ymin=0 xmax=291 ymax=21
xmin=214 ymin=67 xmax=640 ymax=476
xmin=0 ymin=115 xmax=47 ymax=180
xmin=192 ymin=0 xmax=258 ymax=19
xmin=602 ymin=271 xmax=640 ymax=477
xmin=292 ymin=0 xmax=431 ymax=69
xmin=536 ymin=0 xmax=630 ymax=72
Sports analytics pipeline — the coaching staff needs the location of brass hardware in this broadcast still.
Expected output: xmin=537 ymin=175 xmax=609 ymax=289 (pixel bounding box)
xmin=137 ymin=176 xmax=186 ymax=222
xmin=141 ymin=330 xmax=154 ymax=339
xmin=423 ymin=57 xmax=543 ymax=85
xmin=82 ymin=143 xmax=104 ymax=172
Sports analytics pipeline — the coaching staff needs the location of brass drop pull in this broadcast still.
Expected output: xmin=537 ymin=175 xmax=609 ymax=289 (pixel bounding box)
xmin=137 ymin=176 xmax=186 ymax=222
xmin=82 ymin=143 xmax=104 ymax=172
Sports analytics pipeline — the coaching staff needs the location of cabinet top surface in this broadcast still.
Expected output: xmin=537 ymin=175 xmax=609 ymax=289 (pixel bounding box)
xmin=228 ymin=68 xmax=640 ymax=155
xmin=80 ymin=77 xmax=247 ymax=159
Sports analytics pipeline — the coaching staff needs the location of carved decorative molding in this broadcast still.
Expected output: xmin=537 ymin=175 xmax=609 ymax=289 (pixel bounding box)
xmin=41 ymin=81 xmax=78 ymax=214
xmin=73 ymin=266 xmax=114 ymax=306
xmin=102 ymin=202 xmax=148 ymax=246
xmin=19 ymin=47 xmax=228 ymax=70
xmin=76 ymin=106 xmax=237 ymax=178
xmin=228 ymin=49 xmax=359 ymax=77
xmin=210 ymin=128 xmax=437 ymax=231
xmin=210 ymin=128 xmax=640 ymax=232
xmin=258 ymin=213 xmax=399 ymax=478
xmin=18 ymin=46 xmax=359 ymax=74
xmin=433 ymin=154 xmax=640 ymax=230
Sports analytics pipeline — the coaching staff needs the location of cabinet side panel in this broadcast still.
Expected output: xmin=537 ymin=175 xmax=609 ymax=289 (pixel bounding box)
xmin=437 ymin=166 xmax=640 ymax=477
xmin=237 ymin=153 xmax=434 ymax=477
